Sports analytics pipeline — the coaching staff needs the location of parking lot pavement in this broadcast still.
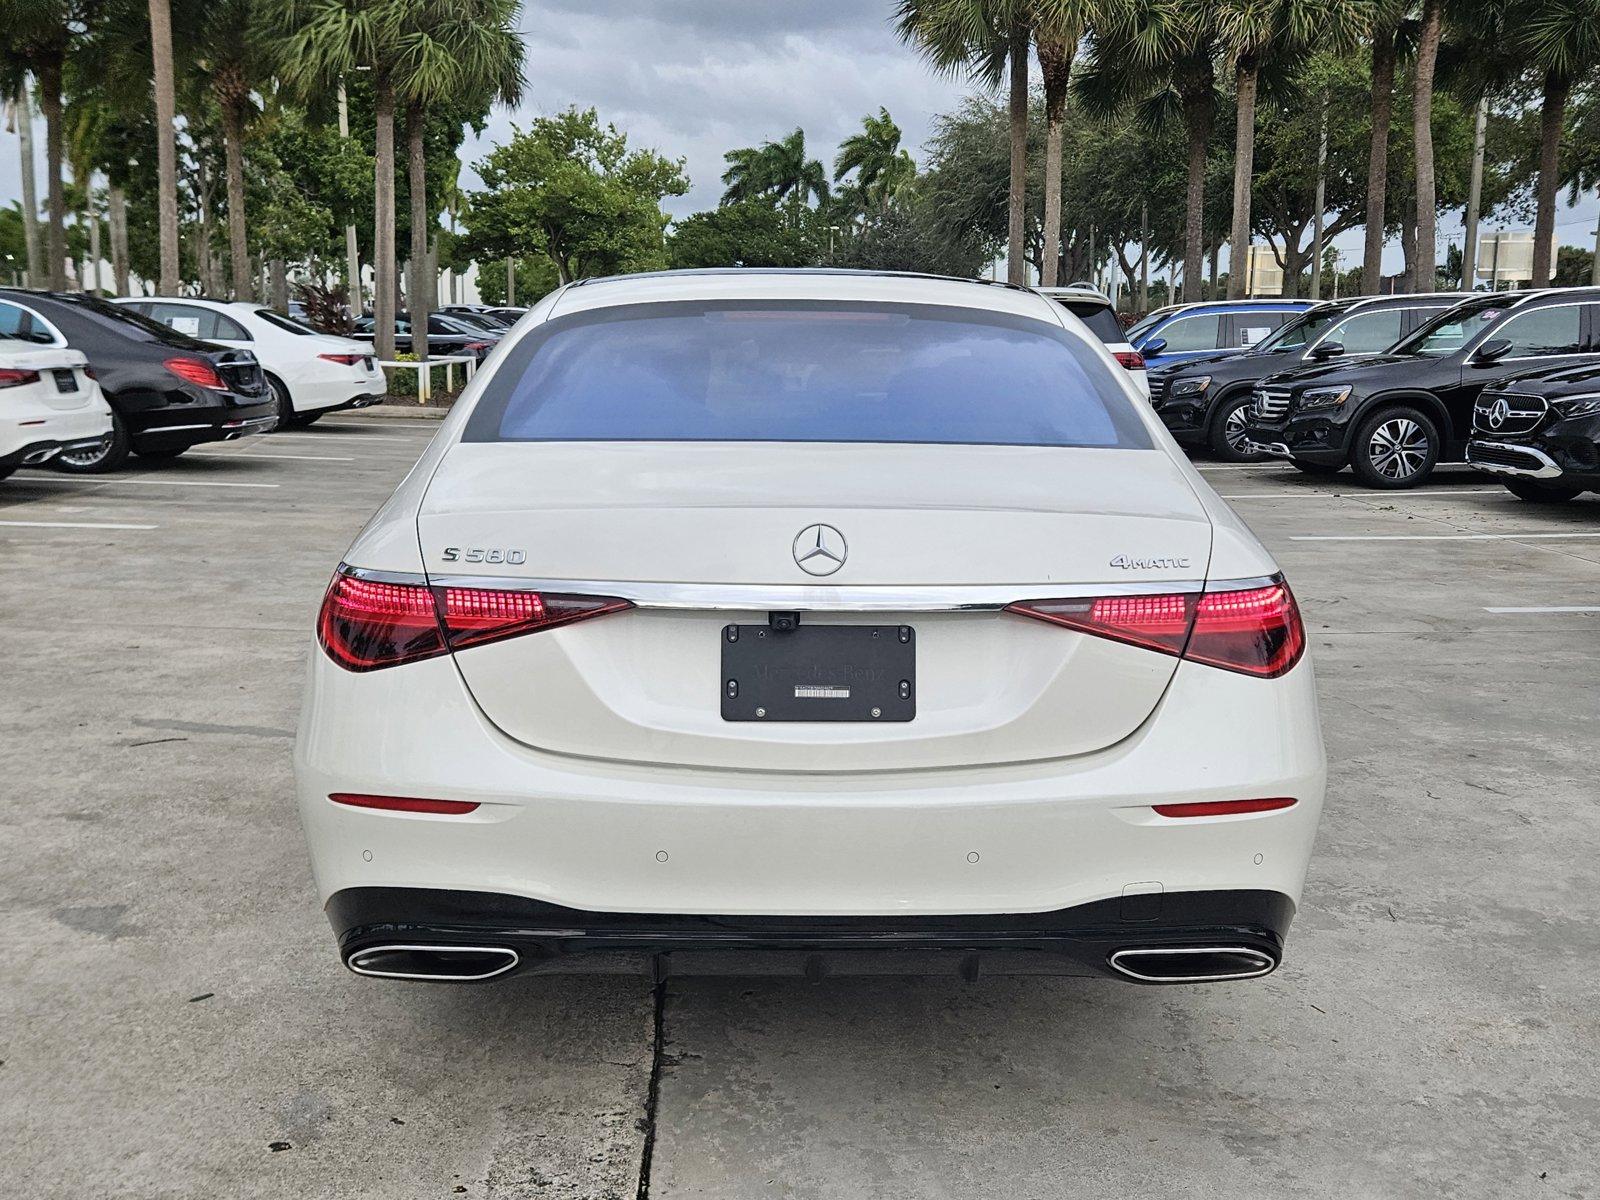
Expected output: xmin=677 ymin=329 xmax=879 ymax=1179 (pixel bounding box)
xmin=4 ymin=434 xmax=1597 ymax=1198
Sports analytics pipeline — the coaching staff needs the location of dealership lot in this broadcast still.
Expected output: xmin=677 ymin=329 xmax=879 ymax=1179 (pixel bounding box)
xmin=2 ymin=420 xmax=1597 ymax=1199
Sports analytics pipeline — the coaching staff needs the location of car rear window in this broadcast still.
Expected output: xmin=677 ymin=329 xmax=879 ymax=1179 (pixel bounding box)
xmin=464 ymin=301 xmax=1152 ymax=449
xmin=1053 ymin=299 xmax=1127 ymax=346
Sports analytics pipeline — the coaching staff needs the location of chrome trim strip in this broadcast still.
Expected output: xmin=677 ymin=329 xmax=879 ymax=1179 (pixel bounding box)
xmin=1108 ymin=946 xmax=1276 ymax=983
xmin=140 ymin=423 xmax=212 ymax=433
xmin=425 ymin=576 xmax=1210 ymax=611
xmin=1466 ymin=440 xmax=1563 ymax=479
xmin=346 ymin=943 xmax=520 ymax=982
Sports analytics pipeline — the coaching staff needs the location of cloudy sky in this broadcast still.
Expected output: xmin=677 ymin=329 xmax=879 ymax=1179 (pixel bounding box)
xmin=3 ymin=1 xmax=1596 ymax=280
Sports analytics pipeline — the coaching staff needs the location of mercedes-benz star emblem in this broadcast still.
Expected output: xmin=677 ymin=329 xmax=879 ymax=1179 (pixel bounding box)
xmin=1488 ymin=398 xmax=1509 ymax=429
xmin=793 ymin=523 xmax=847 ymax=576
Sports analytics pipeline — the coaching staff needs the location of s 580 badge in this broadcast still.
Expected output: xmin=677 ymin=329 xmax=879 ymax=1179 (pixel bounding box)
xmin=442 ymin=547 xmax=527 ymax=565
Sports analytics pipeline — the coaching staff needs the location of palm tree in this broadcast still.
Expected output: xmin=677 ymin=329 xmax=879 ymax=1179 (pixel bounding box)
xmin=146 ymin=0 xmax=181 ymax=292
xmin=1360 ymin=1 xmax=1405 ymax=292
xmin=274 ymin=0 xmax=407 ymax=359
xmin=833 ymin=107 xmax=916 ymax=213
xmin=1514 ymin=0 xmax=1600 ymax=286
xmin=1078 ymin=0 xmax=1221 ymax=301
xmin=393 ymin=0 xmax=523 ymax=363
xmin=899 ymin=0 xmax=1030 ymax=284
xmin=1217 ymin=0 xmax=1369 ymax=298
xmin=720 ymin=129 xmax=829 ymax=223
xmin=6 ymin=85 xmax=44 ymax=284
xmin=1410 ymin=0 xmax=1444 ymax=292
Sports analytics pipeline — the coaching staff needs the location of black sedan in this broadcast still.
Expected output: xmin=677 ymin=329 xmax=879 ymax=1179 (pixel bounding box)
xmin=352 ymin=312 xmax=501 ymax=360
xmin=0 ymin=288 xmax=276 ymax=473
xmin=1245 ymin=288 xmax=1600 ymax=488
xmin=1467 ymin=363 xmax=1600 ymax=503
xmin=1153 ymin=293 xmax=1470 ymax=461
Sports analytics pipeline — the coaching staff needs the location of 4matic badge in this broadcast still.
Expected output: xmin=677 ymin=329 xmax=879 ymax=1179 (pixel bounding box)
xmin=1110 ymin=553 xmax=1192 ymax=570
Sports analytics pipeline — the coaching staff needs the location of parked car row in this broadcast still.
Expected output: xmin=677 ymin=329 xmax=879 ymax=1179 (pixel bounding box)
xmin=1120 ymin=287 xmax=1600 ymax=501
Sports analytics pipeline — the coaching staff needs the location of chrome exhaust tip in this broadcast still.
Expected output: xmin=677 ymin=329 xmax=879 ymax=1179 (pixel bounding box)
xmin=1108 ymin=946 xmax=1276 ymax=984
xmin=345 ymin=943 xmax=520 ymax=982
xmin=21 ymin=446 xmax=61 ymax=465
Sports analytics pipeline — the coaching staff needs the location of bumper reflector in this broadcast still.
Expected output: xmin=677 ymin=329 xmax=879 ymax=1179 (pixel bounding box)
xmin=330 ymin=792 xmax=480 ymax=815
xmin=1152 ymin=797 xmax=1297 ymax=818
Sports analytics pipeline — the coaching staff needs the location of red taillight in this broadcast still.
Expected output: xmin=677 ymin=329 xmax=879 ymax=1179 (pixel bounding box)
xmin=1152 ymin=797 xmax=1298 ymax=818
xmin=318 ymin=352 xmax=366 ymax=366
xmin=1006 ymin=577 xmax=1305 ymax=678
xmin=0 ymin=368 xmax=41 ymax=389
xmin=1114 ymin=350 xmax=1146 ymax=371
xmin=316 ymin=568 xmax=631 ymax=671
xmin=330 ymin=792 xmax=480 ymax=815
xmin=164 ymin=356 xmax=226 ymax=390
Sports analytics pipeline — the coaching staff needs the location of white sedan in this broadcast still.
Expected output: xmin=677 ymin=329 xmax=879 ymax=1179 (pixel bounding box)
xmin=114 ymin=298 xmax=386 ymax=426
xmin=295 ymin=269 xmax=1325 ymax=986
xmin=0 ymin=342 xmax=113 ymax=481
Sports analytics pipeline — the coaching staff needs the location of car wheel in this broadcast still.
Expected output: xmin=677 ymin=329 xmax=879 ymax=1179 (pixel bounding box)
xmin=268 ymin=376 xmax=295 ymax=429
xmin=1503 ymin=479 xmax=1584 ymax=504
xmin=1350 ymin=406 xmax=1439 ymax=489
xmin=0 ymin=464 xmax=15 ymax=482
xmin=288 ymin=410 xmax=323 ymax=428
xmin=53 ymin=413 xmax=131 ymax=474
xmin=1290 ymin=460 xmax=1343 ymax=477
xmin=134 ymin=445 xmax=188 ymax=460
xmin=1207 ymin=393 xmax=1269 ymax=462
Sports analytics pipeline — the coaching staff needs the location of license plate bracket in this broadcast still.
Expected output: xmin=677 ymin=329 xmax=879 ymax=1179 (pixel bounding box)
xmin=721 ymin=623 xmax=915 ymax=723
xmin=52 ymin=368 xmax=78 ymax=393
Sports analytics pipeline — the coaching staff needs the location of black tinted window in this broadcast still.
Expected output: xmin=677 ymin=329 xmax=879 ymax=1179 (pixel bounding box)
xmin=1054 ymin=300 xmax=1125 ymax=345
xmin=1496 ymin=305 xmax=1583 ymax=356
xmin=0 ymin=301 xmax=56 ymax=344
xmin=468 ymin=301 xmax=1151 ymax=449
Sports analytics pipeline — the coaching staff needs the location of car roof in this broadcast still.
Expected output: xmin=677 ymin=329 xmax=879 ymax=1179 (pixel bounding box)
xmin=551 ymin=267 xmax=1058 ymax=323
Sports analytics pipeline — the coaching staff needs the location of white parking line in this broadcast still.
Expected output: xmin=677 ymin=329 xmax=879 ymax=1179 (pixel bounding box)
xmin=1291 ymin=532 xmax=1600 ymax=542
xmin=0 ymin=519 xmax=157 ymax=530
xmin=19 ymin=476 xmax=280 ymax=489
xmin=186 ymin=450 xmax=355 ymax=462
xmin=267 ymin=432 xmax=418 ymax=444
xmin=1222 ymin=489 xmax=1503 ymax=500
xmin=1484 ymin=605 xmax=1600 ymax=614
xmin=318 ymin=419 xmax=441 ymax=430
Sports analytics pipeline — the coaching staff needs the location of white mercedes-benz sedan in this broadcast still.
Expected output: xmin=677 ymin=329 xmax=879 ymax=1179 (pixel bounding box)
xmin=295 ymin=269 xmax=1324 ymax=986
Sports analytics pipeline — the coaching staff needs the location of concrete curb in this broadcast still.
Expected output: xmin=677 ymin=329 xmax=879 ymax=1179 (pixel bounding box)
xmin=356 ymin=402 xmax=452 ymax=420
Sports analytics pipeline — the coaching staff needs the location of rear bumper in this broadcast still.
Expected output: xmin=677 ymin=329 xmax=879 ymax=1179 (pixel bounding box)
xmin=3 ymin=407 xmax=114 ymax=467
xmin=127 ymin=395 xmax=278 ymax=447
xmin=1 ymin=433 xmax=112 ymax=470
xmin=297 ymin=374 xmax=389 ymax=413
xmin=329 ymin=885 xmax=1295 ymax=982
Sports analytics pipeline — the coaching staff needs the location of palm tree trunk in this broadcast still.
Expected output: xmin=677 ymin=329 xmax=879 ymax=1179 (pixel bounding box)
xmin=1006 ymin=24 xmax=1028 ymax=286
xmin=195 ymin=159 xmax=213 ymax=293
xmin=407 ymin=105 xmax=430 ymax=363
xmin=1362 ymin=30 xmax=1395 ymax=293
xmin=1181 ymin=94 xmax=1210 ymax=303
xmin=271 ymin=258 xmax=287 ymax=311
xmin=372 ymin=77 xmax=398 ymax=362
xmin=38 ymin=56 xmax=67 ymax=290
xmin=1227 ymin=57 xmax=1259 ymax=299
xmin=1037 ymin=39 xmax=1072 ymax=289
xmin=88 ymin=189 xmax=102 ymax=293
xmin=1462 ymin=97 xmax=1488 ymax=289
xmin=220 ymin=97 xmax=252 ymax=301
xmin=109 ymin=185 xmax=129 ymax=295
xmin=1530 ymin=71 xmax=1567 ymax=287
xmin=15 ymin=84 xmax=43 ymax=286
xmin=1411 ymin=0 xmax=1443 ymax=294
xmin=148 ymin=0 xmax=181 ymax=293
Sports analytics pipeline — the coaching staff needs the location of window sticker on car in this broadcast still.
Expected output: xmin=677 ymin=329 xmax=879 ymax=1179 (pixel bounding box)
xmin=1239 ymin=326 xmax=1272 ymax=346
xmin=169 ymin=317 xmax=201 ymax=336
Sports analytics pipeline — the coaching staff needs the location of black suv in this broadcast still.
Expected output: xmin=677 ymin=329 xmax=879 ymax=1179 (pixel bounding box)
xmin=1153 ymin=293 xmax=1470 ymax=461
xmin=0 ymin=289 xmax=275 ymax=472
xmin=1466 ymin=363 xmax=1600 ymax=502
xmin=1244 ymin=288 xmax=1600 ymax=488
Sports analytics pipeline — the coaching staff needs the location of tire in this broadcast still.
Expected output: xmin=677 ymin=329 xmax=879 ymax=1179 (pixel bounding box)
xmin=1291 ymin=460 xmax=1343 ymax=477
xmin=52 ymin=412 xmax=131 ymax=474
xmin=288 ymin=410 xmax=323 ymax=428
xmin=1504 ymin=479 xmax=1583 ymax=504
xmin=267 ymin=375 xmax=295 ymax=429
xmin=134 ymin=445 xmax=188 ymax=461
xmin=1207 ymin=392 xmax=1270 ymax=462
xmin=0 ymin=464 xmax=15 ymax=482
xmin=1349 ymin=405 xmax=1440 ymax=489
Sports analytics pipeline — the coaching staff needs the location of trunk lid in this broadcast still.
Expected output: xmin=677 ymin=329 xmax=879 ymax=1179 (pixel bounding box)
xmin=417 ymin=441 xmax=1213 ymax=771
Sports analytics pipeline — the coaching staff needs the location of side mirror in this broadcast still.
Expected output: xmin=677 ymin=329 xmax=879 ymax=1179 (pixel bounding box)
xmin=1473 ymin=337 xmax=1512 ymax=363
xmin=1142 ymin=337 xmax=1168 ymax=357
xmin=1310 ymin=341 xmax=1345 ymax=360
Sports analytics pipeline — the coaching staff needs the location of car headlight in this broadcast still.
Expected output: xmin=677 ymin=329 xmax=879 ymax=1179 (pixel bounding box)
xmin=1168 ymin=375 xmax=1211 ymax=398
xmin=1298 ymin=385 xmax=1351 ymax=411
xmin=1552 ymin=393 xmax=1600 ymax=419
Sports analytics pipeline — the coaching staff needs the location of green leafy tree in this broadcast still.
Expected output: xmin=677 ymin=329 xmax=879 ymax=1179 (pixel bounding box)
xmin=720 ymin=128 xmax=831 ymax=225
xmin=668 ymin=201 xmax=818 ymax=269
xmin=464 ymin=107 xmax=687 ymax=285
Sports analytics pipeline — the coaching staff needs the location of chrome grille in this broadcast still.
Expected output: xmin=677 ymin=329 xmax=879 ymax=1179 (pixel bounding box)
xmin=1467 ymin=442 xmax=1546 ymax=471
xmin=1473 ymin=391 xmax=1547 ymax=435
xmin=1253 ymin=387 xmax=1291 ymax=420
